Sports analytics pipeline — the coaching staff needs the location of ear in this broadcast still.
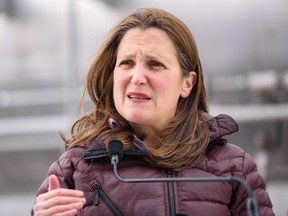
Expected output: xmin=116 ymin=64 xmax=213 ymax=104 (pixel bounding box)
xmin=180 ymin=71 xmax=197 ymax=98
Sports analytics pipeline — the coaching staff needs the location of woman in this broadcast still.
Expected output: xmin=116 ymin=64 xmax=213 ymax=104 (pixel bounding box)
xmin=32 ymin=7 xmax=274 ymax=216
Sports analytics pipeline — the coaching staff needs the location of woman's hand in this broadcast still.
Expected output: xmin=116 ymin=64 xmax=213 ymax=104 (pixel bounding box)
xmin=33 ymin=175 xmax=86 ymax=216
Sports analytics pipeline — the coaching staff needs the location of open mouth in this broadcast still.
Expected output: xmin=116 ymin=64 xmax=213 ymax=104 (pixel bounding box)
xmin=128 ymin=95 xmax=151 ymax=100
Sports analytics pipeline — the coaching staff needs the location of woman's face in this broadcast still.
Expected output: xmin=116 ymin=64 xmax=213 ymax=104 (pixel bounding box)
xmin=113 ymin=27 xmax=196 ymax=138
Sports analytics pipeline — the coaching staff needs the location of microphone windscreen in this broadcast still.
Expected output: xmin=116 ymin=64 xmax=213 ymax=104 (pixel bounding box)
xmin=108 ymin=140 xmax=124 ymax=160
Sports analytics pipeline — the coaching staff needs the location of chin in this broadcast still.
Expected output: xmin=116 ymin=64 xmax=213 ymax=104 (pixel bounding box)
xmin=125 ymin=114 xmax=148 ymax=125
xmin=122 ymin=110 xmax=146 ymax=120
xmin=127 ymin=118 xmax=147 ymax=125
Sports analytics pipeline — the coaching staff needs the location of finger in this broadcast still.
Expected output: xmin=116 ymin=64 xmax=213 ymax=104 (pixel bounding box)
xmin=35 ymin=202 xmax=84 ymax=216
xmin=33 ymin=197 xmax=85 ymax=215
xmin=54 ymin=209 xmax=77 ymax=216
xmin=34 ymin=191 xmax=86 ymax=213
xmin=48 ymin=175 xmax=60 ymax=191
xmin=35 ymin=207 xmax=78 ymax=216
xmin=35 ymin=196 xmax=86 ymax=211
xmin=37 ymin=188 xmax=84 ymax=202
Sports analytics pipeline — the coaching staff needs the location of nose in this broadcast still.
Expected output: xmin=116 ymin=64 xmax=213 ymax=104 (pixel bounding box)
xmin=130 ymin=64 xmax=147 ymax=86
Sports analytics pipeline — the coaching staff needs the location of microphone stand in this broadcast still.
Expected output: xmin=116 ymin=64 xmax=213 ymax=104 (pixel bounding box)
xmin=111 ymin=154 xmax=259 ymax=216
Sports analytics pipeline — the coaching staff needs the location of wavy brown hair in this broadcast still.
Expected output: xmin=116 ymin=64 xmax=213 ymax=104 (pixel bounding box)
xmin=65 ymin=7 xmax=210 ymax=170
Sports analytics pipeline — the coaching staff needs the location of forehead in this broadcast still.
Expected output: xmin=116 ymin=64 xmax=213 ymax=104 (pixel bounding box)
xmin=117 ymin=27 xmax=177 ymax=56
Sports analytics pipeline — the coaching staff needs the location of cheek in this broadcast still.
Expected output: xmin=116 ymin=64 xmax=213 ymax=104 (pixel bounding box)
xmin=113 ymin=72 xmax=126 ymax=101
xmin=152 ymin=76 xmax=169 ymax=90
xmin=114 ymin=75 xmax=125 ymax=93
xmin=154 ymin=77 xmax=179 ymax=94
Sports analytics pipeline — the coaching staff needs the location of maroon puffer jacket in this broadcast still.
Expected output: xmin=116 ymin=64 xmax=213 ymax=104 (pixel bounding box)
xmin=32 ymin=114 xmax=274 ymax=216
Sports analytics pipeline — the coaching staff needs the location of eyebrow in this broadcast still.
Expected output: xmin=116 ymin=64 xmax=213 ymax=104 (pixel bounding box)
xmin=117 ymin=52 xmax=168 ymax=62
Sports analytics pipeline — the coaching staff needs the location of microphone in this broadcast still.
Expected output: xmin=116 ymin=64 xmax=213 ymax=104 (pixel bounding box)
xmin=108 ymin=140 xmax=124 ymax=160
xmin=108 ymin=140 xmax=259 ymax=216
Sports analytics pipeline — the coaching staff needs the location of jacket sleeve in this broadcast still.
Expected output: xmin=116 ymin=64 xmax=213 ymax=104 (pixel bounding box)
xmin=38 ymin=157 xmax=76 ymax=194
xmin=31 ymin=151 xmax=77 ymax=215
xmin=230 ymin=152 xmax=275 ymax=216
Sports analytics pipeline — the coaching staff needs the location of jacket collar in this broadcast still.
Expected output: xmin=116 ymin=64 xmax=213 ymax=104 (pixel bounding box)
xmin=204 ymin=113 xmax=239 ymax=142
xmin=83 ymin=136 xmax=148 ymax=160
xmin=83 ymin=119 xmax=148 ymax=160
xmin=83 ymin=113 xmax=238 ymax=160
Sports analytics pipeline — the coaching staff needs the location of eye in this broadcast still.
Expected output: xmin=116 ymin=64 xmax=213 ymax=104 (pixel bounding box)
xmin=150 ymin=61 xmax=164 ymax=68
xmin=119 ymin=60 xmax=134 ymax=66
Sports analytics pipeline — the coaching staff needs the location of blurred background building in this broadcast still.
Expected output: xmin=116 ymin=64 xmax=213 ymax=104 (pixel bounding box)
xmin=0 ymin=0 xmax=287 ymax=215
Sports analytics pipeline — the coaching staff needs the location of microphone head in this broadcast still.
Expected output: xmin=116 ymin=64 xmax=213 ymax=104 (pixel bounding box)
xmin=108 ymin=140 xmax=124 ymax=160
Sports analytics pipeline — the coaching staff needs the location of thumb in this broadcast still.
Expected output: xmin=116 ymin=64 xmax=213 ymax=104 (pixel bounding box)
xmin=48 ymin=174 xmax=60 ymax=191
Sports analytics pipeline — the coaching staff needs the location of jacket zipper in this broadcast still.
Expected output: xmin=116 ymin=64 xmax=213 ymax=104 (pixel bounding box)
xmin=93 ymin=185 xmax=124 ymax=216
xmin=167 ymin=170 xmax=176 ymax=216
